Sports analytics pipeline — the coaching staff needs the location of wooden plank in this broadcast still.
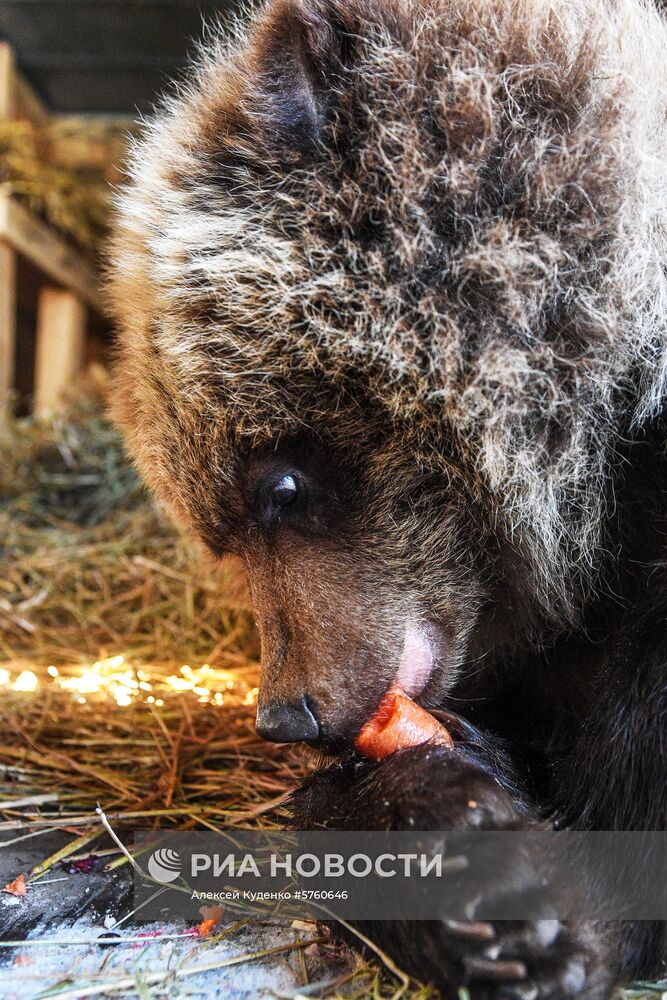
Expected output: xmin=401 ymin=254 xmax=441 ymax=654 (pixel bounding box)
xmin=12 ymin=68 xmax=49 ymax=126
xmin=0 ymin=241 xmax=17 ymax=417
xmin=0 ymin=41 xmax=48 ymax=124
xmin=0 ymin=43 xmax=15 ymax=119
xmin=33 ymin=286 xmax=87 ymax=415
xmin=0 ymin=195 xmax=104 ymax=313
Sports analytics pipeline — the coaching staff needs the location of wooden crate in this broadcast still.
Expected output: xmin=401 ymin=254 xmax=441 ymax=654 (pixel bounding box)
xmin=0 ymin=42 xmax=105 ymax=417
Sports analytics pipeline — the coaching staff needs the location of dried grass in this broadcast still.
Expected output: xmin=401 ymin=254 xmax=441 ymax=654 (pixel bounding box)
xmin=0 ymin=118 xmax=126 ymax=257
xmin=0 ymin=402 xmax=309 ymax=828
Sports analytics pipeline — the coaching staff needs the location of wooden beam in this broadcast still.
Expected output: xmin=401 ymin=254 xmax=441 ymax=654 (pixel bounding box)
xmin=0 ymin=42 xmax=48 ymax=125
xmin=0 ymin=43 xmax=15 ymax=120
xmin=0 ymin=195 xmax=104 ymax=314
xmin=0 ymin=242 xmax=17 ymax=417
xmin=33 ymin=287 xmax=87 ymax=415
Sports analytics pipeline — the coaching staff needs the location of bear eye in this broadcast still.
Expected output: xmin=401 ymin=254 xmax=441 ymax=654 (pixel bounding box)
xmin=272 ymin=474 xmax=299 ymax=509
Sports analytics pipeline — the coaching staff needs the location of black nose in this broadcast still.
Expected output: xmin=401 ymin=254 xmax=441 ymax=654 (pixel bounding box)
xmin=255 ymin=696 xmax=320 ymax=744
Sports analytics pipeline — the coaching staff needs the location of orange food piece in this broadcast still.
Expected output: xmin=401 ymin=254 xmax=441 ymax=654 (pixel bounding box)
xmin=355 ymin=684 xmax=453 ymax=760
xmin=3 ymin=873 xmax=27 ymax=897
xmin=196 ymin=917 xmax=219 ymax=938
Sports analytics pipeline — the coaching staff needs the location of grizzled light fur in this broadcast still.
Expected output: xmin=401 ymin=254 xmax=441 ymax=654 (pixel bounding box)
xmin=109 ymin=0 xmax=667 ymax=629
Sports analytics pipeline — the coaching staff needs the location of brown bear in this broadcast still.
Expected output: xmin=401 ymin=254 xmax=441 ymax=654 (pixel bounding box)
xmin=108 ymin=0 xmax=667 ymax=996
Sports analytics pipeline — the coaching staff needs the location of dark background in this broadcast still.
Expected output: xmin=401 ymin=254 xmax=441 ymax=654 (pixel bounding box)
xmin=0 ymin=0 xmax=245 ymax=114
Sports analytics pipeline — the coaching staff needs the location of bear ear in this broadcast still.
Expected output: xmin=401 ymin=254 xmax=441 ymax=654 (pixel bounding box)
xmin=245 ymin=0 xmax=352 ymax=154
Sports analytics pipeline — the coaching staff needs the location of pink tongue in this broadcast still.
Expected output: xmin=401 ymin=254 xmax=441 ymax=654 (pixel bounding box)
xmin=395 ymin=621 xmax=435 ymax=698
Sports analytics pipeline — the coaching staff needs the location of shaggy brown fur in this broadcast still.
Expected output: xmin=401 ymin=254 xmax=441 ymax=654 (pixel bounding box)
xmin=109 ymin=1 xmax=667 ymax=996
xmin=110 ymin=0 xmax=666 ymax=613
